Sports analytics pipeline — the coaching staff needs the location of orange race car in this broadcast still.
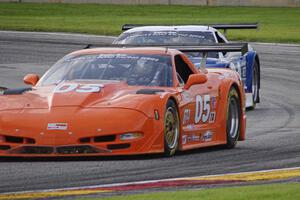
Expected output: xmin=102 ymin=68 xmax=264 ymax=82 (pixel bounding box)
xmin=0 ymin=44 xmax=246 ymax=157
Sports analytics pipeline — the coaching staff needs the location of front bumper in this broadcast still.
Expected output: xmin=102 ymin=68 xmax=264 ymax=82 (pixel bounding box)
xmin=0 ymin=107 xmax=164 ymax=157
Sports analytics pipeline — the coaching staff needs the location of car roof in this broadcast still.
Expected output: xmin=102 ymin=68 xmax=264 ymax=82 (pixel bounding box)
xmin=70 ymin=47 xmax=181 ymax=56
xmin=123 ymin=25 xmax=217 ymax=33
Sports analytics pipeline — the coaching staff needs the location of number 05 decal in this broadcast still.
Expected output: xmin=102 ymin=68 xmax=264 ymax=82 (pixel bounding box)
xmin=195 ymin=94 xmax=211 ymax=124
xmin=54 ymin=83 xmax=103 ymax=93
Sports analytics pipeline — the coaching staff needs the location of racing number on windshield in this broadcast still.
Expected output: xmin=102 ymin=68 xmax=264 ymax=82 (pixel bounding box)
xmin=54 ymin=83 xmax=103 ymax=93
xmin=195 ymin=94 xmax=210 ymax=124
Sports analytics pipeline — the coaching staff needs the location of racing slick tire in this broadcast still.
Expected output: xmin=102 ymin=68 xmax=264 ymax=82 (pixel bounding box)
xmin=163 ymin=100 xmax=180 ymax=156
xmin=248 ymin=61 xmax=259 ymax=110
xmin=225 ymin=87 xmax=241 ymax=149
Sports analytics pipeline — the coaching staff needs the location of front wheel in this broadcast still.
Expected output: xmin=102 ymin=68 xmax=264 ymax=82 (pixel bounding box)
xmin=164 ymin=100 xmax=180 ymax=156
xmin=226 ymin=87 xmax=241 ymax=149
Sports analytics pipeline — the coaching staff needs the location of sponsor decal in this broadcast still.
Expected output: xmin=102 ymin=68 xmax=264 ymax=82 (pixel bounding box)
xmin=201 ymin=131 xmax=213 ymax=142
xmin=218 ymin=75 xmax=225 ymax=80
xmin=185 ymin=134 xmax=201 ymax=143
xmin=209 ymin=111 xmax=216 ymax=123
xmin=186 ymin=124 xmax=197 ymax=131
xmin=182 ymin=135 xmax=187 ymax=145
xmin=224 ymin=72 xmax=234 ymax=78
xmin=211 ymin=97 xmax=217 ymax=109
xmin=47 ymin=123 xmax=68 ymax=130
xmin=176 ymin=94 xmax=182 ymax=101
xmin=181 ymin=92 xmax=191 ymax=103
xmin=183 ymin=109 xmax=191 ymax=125
xmin=190 ymin=134 xmax=200 ymax=142
xmin=242 ymin=66 xmax=246 ymax=78
xmin=54 ymin=83 xmax=103 ymax=93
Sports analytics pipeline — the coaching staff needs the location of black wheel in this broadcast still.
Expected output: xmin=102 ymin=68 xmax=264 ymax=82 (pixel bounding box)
xmin=249 ymin=61 xmax=259 ymax=110
xmin=226 ymin=87 xmax=241 ymax=149
xmin=163 ymin=100 xmax=180 ymax=156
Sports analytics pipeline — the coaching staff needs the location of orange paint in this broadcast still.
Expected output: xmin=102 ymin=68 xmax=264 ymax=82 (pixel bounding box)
xmin=0 ymin=47 xmax=246 ymax=157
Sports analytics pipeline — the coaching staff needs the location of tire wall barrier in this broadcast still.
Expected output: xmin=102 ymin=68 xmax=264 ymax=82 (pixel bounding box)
xmin=1 ymin=0 xmax=300 ymax=7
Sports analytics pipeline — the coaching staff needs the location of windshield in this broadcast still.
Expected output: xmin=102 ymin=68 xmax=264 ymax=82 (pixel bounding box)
xmin=115 ymin=31 xmax=218 ymax=59
xmin=115 ymin=31 xmax=216 ymax=45
xmin=39 ymin=54 xmax=173 ymax=87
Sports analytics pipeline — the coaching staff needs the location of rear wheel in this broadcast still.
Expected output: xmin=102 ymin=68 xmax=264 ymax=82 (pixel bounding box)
xmin=226 ymin=87 xmax=241 ymax=148
xmin=249 ymin=61 xmax=259 ymax=110
xmin=164 ymin=100 xmax=179 ymax=156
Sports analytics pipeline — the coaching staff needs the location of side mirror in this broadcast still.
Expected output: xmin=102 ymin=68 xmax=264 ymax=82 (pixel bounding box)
xmin=184 ymin=74 xmax=207 ymax=90
xmin=24 ymin=74 xmax=40 ymax=86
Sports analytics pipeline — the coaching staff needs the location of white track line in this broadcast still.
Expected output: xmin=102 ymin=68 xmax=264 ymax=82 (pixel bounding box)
xmin=3 ymin=166 xmax=300 ymax=195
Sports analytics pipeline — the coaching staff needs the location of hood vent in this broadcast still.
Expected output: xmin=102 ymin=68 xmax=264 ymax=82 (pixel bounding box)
xmin=136 ymin=89 xmax=165 ymax=95
xmin=3 ymin=88 xmax=32 ymax=95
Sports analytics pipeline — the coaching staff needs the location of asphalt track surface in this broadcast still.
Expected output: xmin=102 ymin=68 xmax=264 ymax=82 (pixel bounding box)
xmin=0 ymin=31 xmax=299 ymax=194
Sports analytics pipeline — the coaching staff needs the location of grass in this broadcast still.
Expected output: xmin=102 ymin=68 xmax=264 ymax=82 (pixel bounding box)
xmin=77 ymin=183 xmax=300 ymax=200
xmin=0 ymin=3 xmax=300 ymax=43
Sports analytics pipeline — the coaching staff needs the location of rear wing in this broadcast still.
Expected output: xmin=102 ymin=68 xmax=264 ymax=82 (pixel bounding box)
xmin=169 ymin=43 xmax=248 ymax=55
xmin=162 ymin=43 xmax=248 ymax=72
xmin=85 ymin=43 xmax=248 ymax=55
xmin=84 ymin=43 xmax=248 ymax=72
xmin=122 ymin=23 xmax=258 ymax=31
xmin=211 ymin=23 xmax=258 ymax=30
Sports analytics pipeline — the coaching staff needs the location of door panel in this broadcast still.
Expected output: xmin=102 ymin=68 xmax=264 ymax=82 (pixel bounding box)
xmin=180 ymin=74 xmax=221 ymax=148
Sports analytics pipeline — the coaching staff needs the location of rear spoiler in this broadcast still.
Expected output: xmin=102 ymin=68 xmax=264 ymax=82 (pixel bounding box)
xmin=122 ymin=23 xmax=258 ymax=31
xmin=211 ymin=23 xmax=258 ymax=30
xmin=85 ymin=43 xmax=248 ymax=55
xmin=162 ymin=43 xmax=248 ymax=72
xmin=169 ymin=43 xmax=248 ymax=55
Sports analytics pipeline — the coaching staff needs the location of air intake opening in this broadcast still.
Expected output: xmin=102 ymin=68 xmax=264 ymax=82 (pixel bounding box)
xmin=5 ymin=136 xmax=24 ymax=143
xmin=9 ymin=146 xmax=54 ymax=154
xmin=107 ymin=143 xmax=130 ymax=150
xmin=26 ymin=138 xmax=36 ymax=144
xmin=79 ymin=137 xmax=91 ymax=143
xmin=94 ymin=135 xmax=116 ymax=143
xmin=56 ymin=145 xmax=101 ymax=154
xmin=0 ymin=145 xmax=11 ymax=150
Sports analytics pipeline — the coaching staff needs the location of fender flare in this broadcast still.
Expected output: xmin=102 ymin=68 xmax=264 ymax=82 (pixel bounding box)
xmin=245 ymin=51 xmax=256 ymax=92
xmin=219 ymin=77 xmax=246 ymax=142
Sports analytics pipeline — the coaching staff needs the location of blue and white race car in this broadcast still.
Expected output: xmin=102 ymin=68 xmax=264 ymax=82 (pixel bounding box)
xmin=114 ymin=24 xmax=260 ymax=109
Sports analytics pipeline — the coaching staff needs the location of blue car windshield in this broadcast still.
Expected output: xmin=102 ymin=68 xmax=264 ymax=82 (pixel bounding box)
xmin=115 ymin=31 xmax=218 ymax=59
xmin=39 ymin=54 xmax=173 ymax=87
xmin=115 ymin=31 xmax=216 ymax=45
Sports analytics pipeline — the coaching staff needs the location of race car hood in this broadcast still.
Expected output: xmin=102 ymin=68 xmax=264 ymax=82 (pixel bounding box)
xmin=0 ymin=81 xmax=172 ymax=117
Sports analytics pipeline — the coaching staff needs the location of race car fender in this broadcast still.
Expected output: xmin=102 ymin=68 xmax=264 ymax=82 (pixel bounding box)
xmin=245 ymin=51 xmax=260 ymax=93
xmin=217 ymin=74 xmax=246 ymax=142
xmin=134 ymin=92 xmax=180 ymax=152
